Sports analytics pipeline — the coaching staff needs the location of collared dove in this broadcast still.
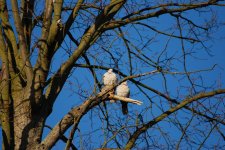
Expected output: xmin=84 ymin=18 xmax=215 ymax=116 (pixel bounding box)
xmin=116 ymin=81 xmax=130 ymax=115
xmin=102 ymin=69 xmax=117 ymax=103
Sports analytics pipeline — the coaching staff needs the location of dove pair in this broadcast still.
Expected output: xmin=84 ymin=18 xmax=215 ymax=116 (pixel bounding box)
xmin=102 ymin=69 xmax=129 ymax=115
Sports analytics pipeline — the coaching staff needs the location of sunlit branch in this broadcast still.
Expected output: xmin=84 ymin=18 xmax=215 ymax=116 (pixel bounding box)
xmin=39 ymin=81 xmax=126 ymax=149
xmin=44 ymin=125 xmax=77 ymax=150
xmin=74 ymin=63 xmax=216 ymax=80
xmin=109 ymin=95 xmax=143 ymax=105
xmin=122 ymin=2 xmax=219 ymax=20
xmin=44 ymin=0 xmax=126 ymax=110
xmin=11 ymin=0 xmax=33 ymax=81
xmin=73 ymin=64 xmax=225 ymax=126
xmin=1 ymin=0 xmax=224 ymax=149
xmin=0 ymin=24 xmax=13 ymax=149
xmin=125 ymin=89 xmax=225 ymax=149
xmin=104 ymin=1 xmax=222 ymax=30
xmin=20 ymin=0 xmax=35 ymax=51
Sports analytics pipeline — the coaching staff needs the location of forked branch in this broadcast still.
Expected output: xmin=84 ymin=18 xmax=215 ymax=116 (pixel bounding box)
xmin=39 ymin=81 xmax=142 ymax=149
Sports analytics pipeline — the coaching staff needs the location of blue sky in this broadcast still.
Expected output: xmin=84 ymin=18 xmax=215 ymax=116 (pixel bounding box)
xmin=1 ymin=1 xmax=225 ymax=149
xmin=44 ymin=6 xmax=225 ymax=149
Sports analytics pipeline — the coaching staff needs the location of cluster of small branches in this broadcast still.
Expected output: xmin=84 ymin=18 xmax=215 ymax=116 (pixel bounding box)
xmin=0 ymin=0 xmax=225 ymax=150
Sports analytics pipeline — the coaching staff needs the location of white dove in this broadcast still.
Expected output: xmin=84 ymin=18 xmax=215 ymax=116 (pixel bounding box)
xmin=103 ymin=69 xmax=117 ymax=85
xmin=102 ymin=69 xmax=117 ymax=103
xmin=116 ymin=81 xmax=130 ymax=115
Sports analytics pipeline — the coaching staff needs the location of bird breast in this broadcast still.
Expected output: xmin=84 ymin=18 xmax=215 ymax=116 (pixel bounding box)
xmin=103 ymin=73 xmax=117 ymax=85
xmin=116 ymin=85 xmax=129 ymax=97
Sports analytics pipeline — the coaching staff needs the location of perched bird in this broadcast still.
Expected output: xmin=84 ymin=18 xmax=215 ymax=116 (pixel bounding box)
xmin=116 ymin=81 xmax=130 ymax=115
xmin=102 ymin=69 xmax=117 ymax=103
xmin=103 ymin=69 xmax=117 ymax=85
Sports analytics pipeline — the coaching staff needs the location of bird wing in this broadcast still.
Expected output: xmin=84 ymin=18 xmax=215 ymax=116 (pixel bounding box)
xmin=117 ymin=84 xmax=129 ymax=115
xmin=102 ymin=74 xmax=106 ymax=83
xmin=127 ymin=89 xmax=130 ymax=98
xmin=102 ymin=72 xmax=109 ymax=85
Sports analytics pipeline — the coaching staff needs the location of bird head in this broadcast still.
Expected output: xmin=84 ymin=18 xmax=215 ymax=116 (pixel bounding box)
xmin=121 ymin=81 xmax=127 ymax=85
xmin=108 ymin=69 xmax=113 ymax=73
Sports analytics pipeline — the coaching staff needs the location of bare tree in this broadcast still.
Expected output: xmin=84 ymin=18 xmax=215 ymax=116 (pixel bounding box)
xmin=0 ymin=0 xmax=225 ymax=149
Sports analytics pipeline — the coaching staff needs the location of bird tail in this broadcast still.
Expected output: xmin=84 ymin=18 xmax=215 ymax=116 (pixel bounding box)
xmin=122 ymin=103 xmax=128 ymax=115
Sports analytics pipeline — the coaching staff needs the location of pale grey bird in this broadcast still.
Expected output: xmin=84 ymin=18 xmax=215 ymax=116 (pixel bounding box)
xmin=103 ymin=69 xmax=117 ymax=86
xmin=102 ymin=69 xmax=117 ymax=103
xmin=116 ymin=81 xmax=130 ymax=115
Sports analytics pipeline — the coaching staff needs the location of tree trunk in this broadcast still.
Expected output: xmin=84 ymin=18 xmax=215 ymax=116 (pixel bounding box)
xmin=12 ymin=88 xmax=45 ymax=149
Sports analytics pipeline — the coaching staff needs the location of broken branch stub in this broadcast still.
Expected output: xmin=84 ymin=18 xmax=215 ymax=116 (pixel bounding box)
xmin=109 ymin=95 xmax=143 ymax=105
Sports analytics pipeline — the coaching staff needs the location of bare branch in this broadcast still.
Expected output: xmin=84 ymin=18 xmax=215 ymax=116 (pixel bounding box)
xmin=74 ymin=64 xmax=225 ymax=126
xmin=1 ymin=0 xmax=224 ymax=149
xmin=104 ymin=1 xmax=221 ymax=30
xmin=125 ymin=89 xmax=225 ymax=149
xmin=0 ymin=0 xmax=24 ymax=81
xmin=39 ymin=84 xmax=114 ymax=149
xmin=11 ymin=0 xmax=33 ymax=81
xmin=110 ymin=94 xmax=143 ymax=105
xmin=44 ymin=125 xmax=77 ymax=150
xmin=44 ymin=0 xmax=126 ymax=115
xmin=0 ymin=23 xmax=13 ymax=149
